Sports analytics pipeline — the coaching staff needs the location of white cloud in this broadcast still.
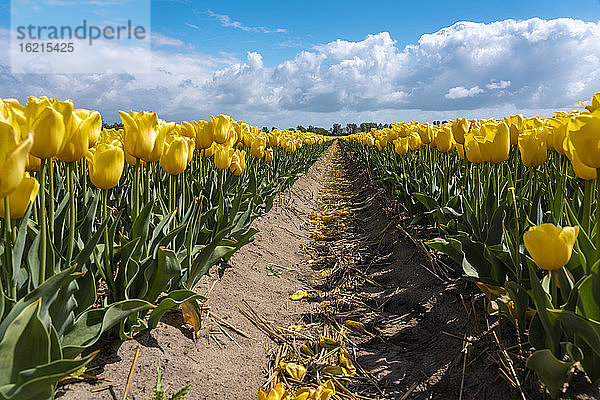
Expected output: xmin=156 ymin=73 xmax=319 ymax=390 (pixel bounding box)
xmin=1 ymin=17 xmax=599 ymax=128
xmin=486 ymin=80 xmax=511 ymax=89
xmin=205 ymin=9 xmax=287 ymax=34
xmin=445 ymin=86 xmax=484 ymax=99
xmin=152 ymin=32 xmax=185 ymax=48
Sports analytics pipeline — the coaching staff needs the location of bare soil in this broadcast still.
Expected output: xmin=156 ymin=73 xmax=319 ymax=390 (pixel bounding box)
xmin=56 ymin=142 xmax=599 ymax=400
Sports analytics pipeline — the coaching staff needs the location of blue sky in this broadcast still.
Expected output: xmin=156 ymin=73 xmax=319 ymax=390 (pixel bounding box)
xmin=1 ymin=0 xmax=600 ymax=127
xmin=150 ymin=0 xmax=600 ymax=66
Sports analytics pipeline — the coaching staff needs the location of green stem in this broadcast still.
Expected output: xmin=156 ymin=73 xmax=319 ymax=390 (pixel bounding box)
xmin=4 ymin=197 xmax=15 ymax=299
xmin=144 ymin=163 xmax=150 ymax=204
xmin=583 ymin=179 xmax=593 ymax=234
xmin=102 ymin=188 xmax=111 ymax=292
xmin=39 ymin=159 xmax=47 ymax=286
xmin=66 ymin=162 xmax=75 ymax=268
xmin=48 ymin=160 xmax=54 ymax=240
xmin=134 ymin=158 xmax=140 ymax=221
xmin=596 ymin=169 xmax=600 ymax=260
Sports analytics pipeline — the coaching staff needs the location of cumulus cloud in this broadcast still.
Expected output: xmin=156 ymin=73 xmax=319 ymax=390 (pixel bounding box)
xmin=0 ymin=17 xmax=599 ymax=127
xmin=445 ymin=86 xmax=484 ymax=99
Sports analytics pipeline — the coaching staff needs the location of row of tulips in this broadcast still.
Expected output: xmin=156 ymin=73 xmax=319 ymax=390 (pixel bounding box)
xmin=0 ymin=96 xmax=332 ymax=400
xmin=342 ymin=91 xmax=600 ymax=398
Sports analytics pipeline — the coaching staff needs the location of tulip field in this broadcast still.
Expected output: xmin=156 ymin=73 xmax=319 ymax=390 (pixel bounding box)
xmin=0 ymin=97 xmax=330 ymax=399
xmin=2 ymin=91 xmax=600 ymax=399
xmin=341 ymin=91 xmax=600 ymax=399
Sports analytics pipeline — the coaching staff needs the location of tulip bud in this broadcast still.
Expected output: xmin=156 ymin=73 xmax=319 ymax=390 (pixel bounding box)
xmin=87 ymin=142 xmax=125 ymax=190
xmin=25 ymin=96 xmax=66 ymax=159
xmin=210 ymin=114 xmax=231 ymax=144
xmin=523 ymin=223 xmax=579 ymax=271
xmin=160 ymin=135 xmax=190 ymax=175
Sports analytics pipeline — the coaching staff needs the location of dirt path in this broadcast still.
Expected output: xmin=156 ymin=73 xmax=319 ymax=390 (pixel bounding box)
xmin=57 ymin=141 xmax=595 ymax=400
xmin=57 ymin=148 xmax=330 ymax=400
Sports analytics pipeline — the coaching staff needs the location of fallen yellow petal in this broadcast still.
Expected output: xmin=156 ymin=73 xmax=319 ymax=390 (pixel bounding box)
xmin=290 ymin=289 xmax=308 ymax=300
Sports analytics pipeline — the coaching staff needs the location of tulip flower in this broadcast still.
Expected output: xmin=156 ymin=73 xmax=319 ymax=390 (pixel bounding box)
xmin=451 ymin=117 xmax=469 ymax=144
xmin=194 ymin=120 xmax=214 ymax=150
xmin=566 ymin=110 xmax=600 ymax=169
xmin=0 ymin=172 xmax=39 ymax=219
xmin=119 ymin=110 xmax=160 ymax=162
xmin=160 ymin=134 xmax=191 ymax=176
xmin=146 ymin=120 xmax=174 ymax=163
xmin=0 ymin=122 xmax=33 ymax=198
xmin=210 ymin=114 xmax=232 ymax=144
xmin=508 ymin=114 xmax=524 ymax=145
xmin=407 ymin=132 xmax=421 ymax=151
xmin=74 ymin=109 xmax=102 ymax=148
xmin=230 ymin=150 xmax=245 ymax=176
xmin=394 ymin=138 xmax=409 ymax=155
xmin=57 ymin=109 xmax=88 ymax=163
xmin=464 ymin=132 xmax=485 ymax=164
xmin=435 ymin=126 xmax=454 ymax=153
xmin=251 ymin=136 xmax=267 ymax=159
xmin=523 ymin=223 xmax=579 ymax=271
xmin=24 ymin=96 xmax=66 ymax=159
xmin=214 ymin=144 xmax=234 ymax=170
xmin=87 ymin=142 xmax=125 ymax=190
xmin=478 ymin=122 xmax=510 ymax=163
xmin=265 ymin=147 xmax=274 ymax=162
xmin=518 ymin=129 xmax=547 ymax=167
xmin=566 ymin=142 xmax=596 ymax=180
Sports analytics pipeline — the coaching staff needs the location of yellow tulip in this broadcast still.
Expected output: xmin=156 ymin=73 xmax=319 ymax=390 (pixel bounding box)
xmin=119 ymin=110 xmax=160 ymax=162
xmin=566 ymin=110 xmax=600 ymax=169
xmin=180 ymin=121 xmax=196 ymax=140
xmin=74 ymin=109 xmax=102 ymax=148
xmin=478 ymin=122 xmax=510 ymax=163
xmin=418 ymin=124 xmax=434 ymax=144
xmin=87 ymin=142 xmax=125 ymax=190
xmin=1 ymin=99 xmax=27 ymax=138
xmin=451 ymin=117 xmax=469 ymax=144
xmin=213 ymin=144 xmax=233 ymax=170
xmin=407 ymin=132 xmax=421 ymax=151
xmin=24 ymin=96 xmax=66 ymax=159
xmin=523 ymin=223 xmax=579 ymax=271
xmin=566 ymin=140 xmax=597 ymax=180
xmin=57 ymin=110 xmax=88 ymax=163
xmin=0 ymin=172 xmax=39 ymax=219
xmin=210 ymin=114 xmax=232 ymax=144
xmin=518 ymin=129 xmax=547 ymax=167
xmin=160 ymin=135 xmax=191 ymax=175
xmin=508 ymin=114 xmax=524 ymax=145
xmin=435 ymin=126 xmax=454 ymax=153
xmin=229 ymin=150 xmax=244 ymax=176
xmin=251 ymin=136 xmax=266 ymax=159
xmin=0 ymin=122 xmax=33 ymax=198
xmin=464 ymin=132 xmax=485 ymax=164
xmin=192 ymin=120 xmax=212 ymax=150
xmin=394 ymin=138 xmax=408 ymax=155
xmin=266 ymin=147 xmax=274 ymax=162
